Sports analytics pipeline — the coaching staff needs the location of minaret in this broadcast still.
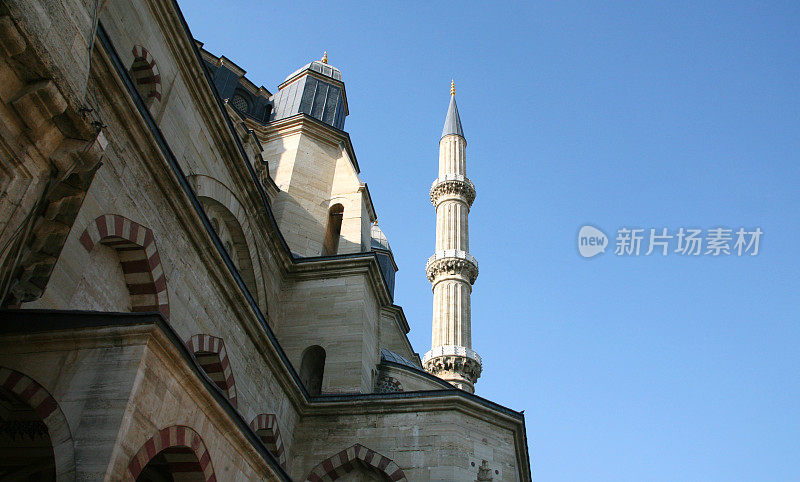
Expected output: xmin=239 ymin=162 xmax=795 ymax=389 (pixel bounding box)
xmin=423 ymin=81 xmax=482 ymax=393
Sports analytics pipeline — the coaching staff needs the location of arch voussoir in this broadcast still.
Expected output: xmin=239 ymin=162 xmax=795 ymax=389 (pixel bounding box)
xmin=305 ymin=443 xmax=407 ymax=482
xmin=126 ymin=425 xmax=216 ymax=482
xmin=79 ymin=214 xmax=170 ymax=318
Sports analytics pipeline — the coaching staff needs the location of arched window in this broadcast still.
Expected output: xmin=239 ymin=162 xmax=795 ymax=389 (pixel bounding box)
xmin=300 ymin=345 xmax=326 ymax=396
xmin=231 ymin=92 xmax=249 ymax=113
xmin=201 ymin=199 xmax=257 ymax=297
xmin=322 ymin=204 xmax=344 ymax=256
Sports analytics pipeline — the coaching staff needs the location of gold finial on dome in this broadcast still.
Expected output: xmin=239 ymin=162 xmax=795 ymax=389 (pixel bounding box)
xmin=450 ymin=79 xmax=455 ymax=96
xmin=321 ymin=51 xmax=328 ymax=64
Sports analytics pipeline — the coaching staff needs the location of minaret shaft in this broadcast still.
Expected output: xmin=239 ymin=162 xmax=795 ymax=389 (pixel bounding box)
xmin=435 ymin=199 xmax=469 ymax=252
xmin=431 ymin=279 xmax=471 ymax=347
xmin=438 ymin=135 xmax=466 ymax=178
xmin=423 ymin=89 xmax=482 ymax=393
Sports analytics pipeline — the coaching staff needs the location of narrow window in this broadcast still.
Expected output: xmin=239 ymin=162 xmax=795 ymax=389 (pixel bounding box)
xmin=300 ymin=345 xmax=326 ymax=396
xmin=322 ymin=204 xmax=344 ymax=255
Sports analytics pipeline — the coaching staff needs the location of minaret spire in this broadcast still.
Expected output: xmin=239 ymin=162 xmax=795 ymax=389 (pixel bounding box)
xmin=423 ymin=87 xmax=481 ymax=393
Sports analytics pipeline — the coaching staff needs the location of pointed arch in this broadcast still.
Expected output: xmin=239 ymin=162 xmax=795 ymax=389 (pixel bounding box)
xmin=0 ymin=366 xmax=76 ymax=479
xmin=188 ymin=174 xmax=267 ymax=310
xmin=186 ymin=334 xmax=238 ymax=408
xmin=305 ymin=443 xmax=407 ymax=482
xmin=126 ymin=425 xmax=216 ymax=482
xmin=78 ymin=214 xmax=170 ymax=318
xmin=249 ymin=413 xmax=287 ymax=469
xmin=130 ymin=45 xmax=162 ymax=105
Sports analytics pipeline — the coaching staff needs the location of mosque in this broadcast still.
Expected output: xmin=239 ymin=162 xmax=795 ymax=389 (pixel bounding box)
xmin=0 ymin=0 xmax=531 ymax=479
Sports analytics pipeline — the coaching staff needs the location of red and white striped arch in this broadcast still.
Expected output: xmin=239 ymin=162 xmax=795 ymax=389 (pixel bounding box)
xmin=126 ymin=425 xmax=216 ymax=482
xmin=305 ymin=443 xmax=407 ymax=482
xmin=250 ymin=413 xmax=287 ymax=469
xmin=0 ymin=366 xmax=76 ymax=479
xmin=79 ymin=214 xmax=170 ymax=319
xmin=130 ymin=45 xmax=162 ymax=103
xmin=186 ymin=334 xmax=238 ymax=408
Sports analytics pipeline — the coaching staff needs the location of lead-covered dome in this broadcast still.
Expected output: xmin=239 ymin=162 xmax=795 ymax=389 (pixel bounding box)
xmin=370 ymin=223 xmax=392 ymax=252
xmin=272 ymin=54 xmax=348 ymax=130
xmin=283 ymin=60 xmax=342 ymax=83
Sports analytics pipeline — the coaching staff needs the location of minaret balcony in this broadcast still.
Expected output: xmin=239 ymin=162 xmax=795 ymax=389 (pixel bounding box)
xmin=430 ymin=174 xmax=476 ymax=207
xmin=425 ymin=249 xmax=478 ymax=284
xmin=422 ymin=345 xmax=483 ymax=386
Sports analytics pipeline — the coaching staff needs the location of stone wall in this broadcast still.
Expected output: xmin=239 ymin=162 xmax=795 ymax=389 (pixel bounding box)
xmin=0 ymin=0 xmax=531 ymax=479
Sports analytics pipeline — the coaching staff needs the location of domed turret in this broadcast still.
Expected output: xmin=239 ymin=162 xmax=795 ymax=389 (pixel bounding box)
xmin=370 ymin=222 xmax=397 ymax=299
xmin=370 ymin=223 xmax=392 ymax=252
xmin=283 ymin=59 xmax=342 ymax=83
xmin=271 ymin=53 xmax=349 ymax=129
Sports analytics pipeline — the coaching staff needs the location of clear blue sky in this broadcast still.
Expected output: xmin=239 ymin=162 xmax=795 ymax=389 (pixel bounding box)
xmin=180 ymin=1 xmax=799 ymax=480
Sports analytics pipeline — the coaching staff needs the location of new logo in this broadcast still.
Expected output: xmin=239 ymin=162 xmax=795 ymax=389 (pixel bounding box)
xmin=578 ymin=225 xmax=608 ymax=258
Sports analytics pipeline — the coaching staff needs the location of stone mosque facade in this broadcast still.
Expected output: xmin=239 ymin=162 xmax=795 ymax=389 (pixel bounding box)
xmin=0 ymin=0 xmax=531 ymax=480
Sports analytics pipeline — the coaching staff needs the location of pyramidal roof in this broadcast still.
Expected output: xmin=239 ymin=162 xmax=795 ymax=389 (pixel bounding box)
xmin=442 ymin=94 xmax=464 ymax=139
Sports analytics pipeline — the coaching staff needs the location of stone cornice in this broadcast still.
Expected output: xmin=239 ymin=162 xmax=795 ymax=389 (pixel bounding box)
xmin=382 ymin=304 xmax=410 ymax=335
xmin=246 ymin=113 xmax=360 ymax=174
xmin=291 ymin=252 xmax=395 ymax=306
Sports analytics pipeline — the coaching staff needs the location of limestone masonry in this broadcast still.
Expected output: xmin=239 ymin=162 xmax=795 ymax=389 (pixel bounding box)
xmin=0 ymin=0 xmax=531 ymax=480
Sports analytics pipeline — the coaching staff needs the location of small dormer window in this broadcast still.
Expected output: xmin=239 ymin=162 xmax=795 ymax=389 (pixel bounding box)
xmin=231 ymin=93 xmax=249 ymax=113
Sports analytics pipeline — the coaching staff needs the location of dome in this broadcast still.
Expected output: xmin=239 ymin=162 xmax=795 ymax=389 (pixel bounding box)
xmin=273 ymin=55 xmax=348 ymax=129
xmin=370 ymin=223 xmax=391 ymax=252
xmin=284 ymin=60 xmax=342 ymax=83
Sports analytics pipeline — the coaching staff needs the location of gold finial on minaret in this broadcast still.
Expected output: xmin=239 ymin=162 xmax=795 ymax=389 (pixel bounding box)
xmin=321 ymin=51 xmax=328 ymax=63
xmin=450 ymin=79 xmax=455 ymax=96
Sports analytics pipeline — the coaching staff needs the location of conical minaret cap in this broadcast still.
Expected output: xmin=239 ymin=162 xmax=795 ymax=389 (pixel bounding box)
xmin=441 ymin=88 xmax=464 ymax=139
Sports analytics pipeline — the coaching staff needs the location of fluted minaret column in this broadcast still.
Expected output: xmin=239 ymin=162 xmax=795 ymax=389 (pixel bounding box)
xmin=423 ymin=81 xmax=481 ymax=393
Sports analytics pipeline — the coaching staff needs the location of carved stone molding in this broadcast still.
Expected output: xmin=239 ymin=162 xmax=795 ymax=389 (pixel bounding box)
xmin=0 ymin=14 xmax=104 ymax=305
xmin=423 ymin=353 xmax=482 ymax=386
xmin=425 ymin=250 xmax=478 ymax=284
xmin=430 ymin=175 xmax=476 ymax=207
